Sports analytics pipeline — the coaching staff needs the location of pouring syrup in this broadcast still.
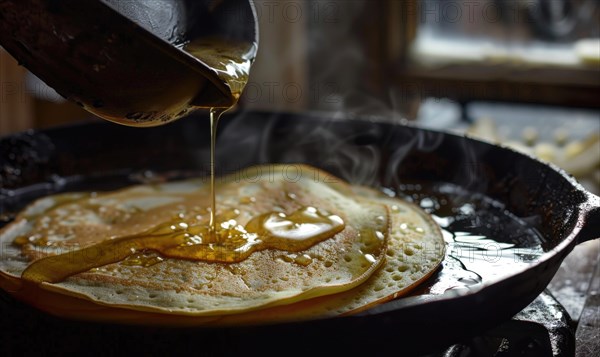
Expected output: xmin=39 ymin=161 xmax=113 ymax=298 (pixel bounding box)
xmin=16 ymin=37 xmax=350 ymax=284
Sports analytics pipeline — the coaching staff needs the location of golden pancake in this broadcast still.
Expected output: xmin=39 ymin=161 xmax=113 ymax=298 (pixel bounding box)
xmin=8 ymin=185 xmax=444 ymax=326
xmin=204 ymin=186 xmax=446 ymax=325
xmin=0 ymin=165 xmax=389 ymax=316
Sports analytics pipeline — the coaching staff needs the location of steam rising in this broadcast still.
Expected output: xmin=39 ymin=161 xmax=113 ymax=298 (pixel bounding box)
xmin=218 ymin=111 xmax=455 ymax=191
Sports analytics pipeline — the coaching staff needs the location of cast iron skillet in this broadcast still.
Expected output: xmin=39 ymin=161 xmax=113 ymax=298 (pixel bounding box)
xmin=0 ymin=111 xmax=598 ymax=355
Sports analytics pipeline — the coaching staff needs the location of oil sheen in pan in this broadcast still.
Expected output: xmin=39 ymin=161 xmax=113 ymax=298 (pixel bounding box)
xmin=393 ymin=182 xmax=545 ymax=296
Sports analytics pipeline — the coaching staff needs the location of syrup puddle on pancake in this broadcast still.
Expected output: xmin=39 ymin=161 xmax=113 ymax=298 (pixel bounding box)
xmin=1 ymin=165 xmax=394 ymax=316
xmin=19 ymin=205 xmax=346 ymax=284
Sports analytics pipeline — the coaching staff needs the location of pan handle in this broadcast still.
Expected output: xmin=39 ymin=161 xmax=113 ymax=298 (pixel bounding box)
xmin=576 ymin=193 xmax=600 ymax=245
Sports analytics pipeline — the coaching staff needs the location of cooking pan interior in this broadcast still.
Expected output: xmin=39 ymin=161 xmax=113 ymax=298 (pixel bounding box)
xmin=0 ymin=111 xmax=597 ymax=355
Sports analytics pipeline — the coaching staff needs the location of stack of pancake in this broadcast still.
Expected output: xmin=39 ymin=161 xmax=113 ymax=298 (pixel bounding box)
xmin=0 ymin=165 xmax=445 ymax=325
